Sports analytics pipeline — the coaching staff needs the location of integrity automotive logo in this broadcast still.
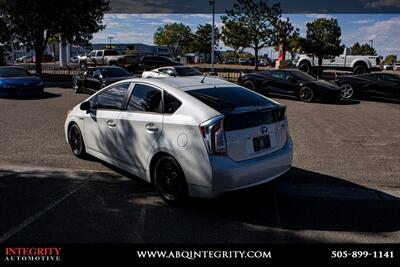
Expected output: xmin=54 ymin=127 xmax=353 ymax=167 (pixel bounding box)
xmin=2 ymin=247 xmax=62 ymax=263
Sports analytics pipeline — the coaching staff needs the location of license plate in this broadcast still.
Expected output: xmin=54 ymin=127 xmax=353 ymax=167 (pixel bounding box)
xmin=253 ymin=135 xmax=271 ymax=152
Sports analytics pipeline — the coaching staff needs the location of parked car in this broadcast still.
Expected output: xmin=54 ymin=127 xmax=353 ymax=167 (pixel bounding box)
xmin=72 ymin=66 xmax=134 ymax=94
xmin=0 ymin=66 xmax=43 ymax=97
xmin=238 ymin=69 xmax=341 ymax=102
xmin=383 ymin=64 xmax=393 ymax=70
xmin=65 ymin=77 xmax=293 ymax=204
xmin=295 ymin=47 xmax=382 ymax=74
xmin=78 ymin=49 xmax=138 ymax=70
xmin=16 ymin=56 xmax=33 ymax=63
xmin=238 ymin=58 xmax=255 ymax=65
xmin=142 ymin=66 xmax=203 ymax=78
xmin=31 ymin=54 xmax=54 ymax=63
xmin=69 ymin=56 xmax=80 ymax=64
xmin=139 ymin=56 xmax=182 ymax=71
xmin=334 ymin=73 xmax=400 ymax=100
xmin=394 ymin=63 xmax=400 ymax=71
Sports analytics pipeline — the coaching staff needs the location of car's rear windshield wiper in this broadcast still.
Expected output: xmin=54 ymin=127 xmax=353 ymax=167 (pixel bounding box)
xmin=188 ymin=91 xmax=235 ymax=110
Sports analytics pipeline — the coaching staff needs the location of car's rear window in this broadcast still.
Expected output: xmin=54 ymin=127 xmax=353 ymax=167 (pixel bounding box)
xmin=187 ymin=86 xmax=275 ymax=112
xmin=175 ymin=67 xmax=202 ymax=76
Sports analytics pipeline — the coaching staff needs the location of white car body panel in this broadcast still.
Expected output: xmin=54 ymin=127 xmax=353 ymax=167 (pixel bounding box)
xmin=65 ymin=77 xmax=293 ymax=198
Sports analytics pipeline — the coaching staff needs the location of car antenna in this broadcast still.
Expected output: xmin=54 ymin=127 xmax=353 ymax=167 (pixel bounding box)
xmin=201 ymin=72 xmax=208 ymax=83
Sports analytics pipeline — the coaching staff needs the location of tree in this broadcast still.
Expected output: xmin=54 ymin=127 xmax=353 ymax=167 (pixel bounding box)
xmin=383 ymin=55 xmax=397 ymax=64
xmin=221 ymin=0 xmax=281 ymax=70
xmin=271 ymin=18 xmax=298 ymax=60
xmin=1 ymin=0 xmax=110 ymax=73
xmin=221 ymin=20 xmax=250 ymax=53
xmin=0 ymin=1 xmax=10 ymax=65
xmin=153 ymin=23 xmax=193 ymax=58
xmin=351 ymin=42 xmax=377 ymax=56
xmin=192 ymin=23 xmax=220 ymax=63
xmin=306 ymin=18 xmax=342 ymax=75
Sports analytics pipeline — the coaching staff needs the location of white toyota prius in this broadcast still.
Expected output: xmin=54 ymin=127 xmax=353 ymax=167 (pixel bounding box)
xmin=65 ymin=76 xmax=293 ymax=204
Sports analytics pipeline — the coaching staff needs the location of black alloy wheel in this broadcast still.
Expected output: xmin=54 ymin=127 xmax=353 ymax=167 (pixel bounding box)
xmin=72 ymin=79 xmax=80 ymax=93
xmin=298 ymin=86 xmax=315 ymax=102
xmin=154 ymin=156 xmax=188 ymax=205
xmin=69 ymin=124 xmax=86 ymax=158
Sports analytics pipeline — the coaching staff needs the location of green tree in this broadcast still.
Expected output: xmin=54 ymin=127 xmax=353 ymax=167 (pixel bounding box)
xmin=221 ymin=0 xmax=281 ymax=70
xmin=1 ymin=0 xmax=110 ymax=73
xmin=192 ymin=23 xmax=220 ymax=63
xmin=0 ymin=1 xmax=10 ymax=65
xmin=271 ymin=18 xmax=299 ymax=59
xmin=306 ymin=18 xmax=342 ymax=75
xmin=221 ymin=20 xmax=250 ymax=53
xmin=351 ymin=42 xmax=377 ymax=56
xmin=286 ymin=31 xmax=307 ymax=59
xmin=383 ymin=54 xmax=397 ymax=64
xmin=153 ymin=23 xmax=193 ymax=58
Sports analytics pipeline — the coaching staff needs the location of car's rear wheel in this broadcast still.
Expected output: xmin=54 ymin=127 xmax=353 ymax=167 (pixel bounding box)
xmin=298 ymin=86 xmax=314 ymax=102
xmin=72 ymin=79 xmax=80 ymax=93
xmin=339 ymin=83 xmax=354 ymax=99
xmin=353 ymin=64 xmax=368 ymax=74
xmin=242 ymin=80 xmax=257 ymax=91
xmin=154 ymin=156 xmax=188 ymax=205
xmin=68 ymin=124 xmax=87 ymax=158
xmin=298 ymin=61 xmax=312 ymax=74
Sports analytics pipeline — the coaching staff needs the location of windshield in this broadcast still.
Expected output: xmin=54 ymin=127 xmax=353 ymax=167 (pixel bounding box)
xmin=0 ymin=67 xmax=31 ymax=78
xmin=102 ymin=67 xmax=130 ymax=77
xmin=175 ymin=67 xmax=202 ymax=76
xmin=291 ymin=71 xmax=316 ymax=81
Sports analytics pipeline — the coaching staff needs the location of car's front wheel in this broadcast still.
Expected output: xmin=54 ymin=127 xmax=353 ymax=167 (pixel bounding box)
xmin=72 ymin=79 xmax=80 ymax=93
xmin=339 ymin=83 xmax=354 ymax=99
xmin=68 ymin=124 xmax=87 ymax=158
xmin=154 ymin=156 xmax=188 ymax=205
xmin=298 ymin=86 xmax=314 ymax=102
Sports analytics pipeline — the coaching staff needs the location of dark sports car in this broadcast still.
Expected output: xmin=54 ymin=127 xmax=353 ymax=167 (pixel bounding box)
xmin=72 ymin=66 xmax=134 ymax=94
xmin=238 ymin=69 xmax=341 ymax=102
xmin=0 ymin=66 xmax=44 ymax=97
xmin=334 ymin=73 xmax=400 ymax=100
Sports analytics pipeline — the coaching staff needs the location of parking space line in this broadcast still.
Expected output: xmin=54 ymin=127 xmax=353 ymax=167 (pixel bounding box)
xmin=0 ymin=173 xmax=93 ymax=243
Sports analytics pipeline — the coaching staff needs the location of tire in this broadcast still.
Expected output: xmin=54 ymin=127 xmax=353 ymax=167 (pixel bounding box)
xmin=339 ymin=83 xmax=354 ymax=99
xmin=298 ymin=61 xmax=312 ymax=74
xmin=154 ymin=156 xmax=188 ymax=205
xmin=353 ymin=64 xmax=368 ymax=74
xmin=68 ymin=124 xmax=87 ymax=158
xmin=242 ymin=80 xmax=257 ymax=91
xmin=79 ymin=62 xmax=87 ymax=71
xmin=72 ymin=79 xmax=80 ymax=93
xmin=298 ymin=86 xmax=315 ymax=102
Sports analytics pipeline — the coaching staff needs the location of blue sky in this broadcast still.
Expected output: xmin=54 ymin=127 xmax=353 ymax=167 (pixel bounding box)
xmin=92 ymin=13 xmax=400 ymax=57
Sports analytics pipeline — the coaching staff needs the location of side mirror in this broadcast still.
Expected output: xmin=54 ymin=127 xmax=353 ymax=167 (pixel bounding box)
xmin=166 ymin=70 xmax=177 ymax=77
xmin=80 ymin=101 xmax=91 ymax=112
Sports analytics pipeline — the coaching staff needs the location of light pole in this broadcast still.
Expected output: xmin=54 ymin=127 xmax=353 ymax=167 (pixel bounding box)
xmin=210 ymin=0 xmax=215 ymax=74
xmin=108 ymin=36 xmax=113 ymax=49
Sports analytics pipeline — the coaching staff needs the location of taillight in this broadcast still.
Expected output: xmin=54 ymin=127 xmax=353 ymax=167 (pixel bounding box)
xmin=199 ymin=115 xmax=227 ymax=156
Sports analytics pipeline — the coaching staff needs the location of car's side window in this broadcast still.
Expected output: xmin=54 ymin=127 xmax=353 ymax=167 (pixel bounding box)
xmin=380 ymin=74 xmax=399 ymax=82
xmin=164 ymin=92 xmax=182 ymax=114
xmin=93 ymin=69 xmax=102 ymax=78
xmin=96 ymin=51 xmax=103 ymax=57
xmin=272 ymin=71 xmax=287 ymax=80
xmin=127 ymin=84 xmax=162 ymax=113
xmin=158 ymin=68 xmax=170 ymax=74
xmin=95 ymin=83 xmax=130 ymax=110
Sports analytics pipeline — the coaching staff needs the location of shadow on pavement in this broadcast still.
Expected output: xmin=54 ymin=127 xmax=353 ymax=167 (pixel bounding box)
xmin=0 ymin=92 xmax=61 ymax=100
xmin=0 ymin=166 xmax=399 ymax=243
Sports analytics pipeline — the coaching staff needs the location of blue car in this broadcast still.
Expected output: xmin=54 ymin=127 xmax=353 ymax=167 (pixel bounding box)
xmin=0 ymin=66 xmax=44 ymax=97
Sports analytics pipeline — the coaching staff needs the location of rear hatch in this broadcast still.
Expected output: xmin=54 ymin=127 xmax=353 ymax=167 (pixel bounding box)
xmin=187 ymin=86 xmax=288 ymax=162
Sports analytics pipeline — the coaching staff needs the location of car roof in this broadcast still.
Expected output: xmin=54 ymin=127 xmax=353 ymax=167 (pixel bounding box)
xmin=116 ymin=76 xmax=235 ymax=91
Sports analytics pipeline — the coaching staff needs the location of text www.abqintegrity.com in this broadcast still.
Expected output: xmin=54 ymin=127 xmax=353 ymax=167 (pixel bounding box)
xmin=137 ymin=250 xmax=272 ymax=260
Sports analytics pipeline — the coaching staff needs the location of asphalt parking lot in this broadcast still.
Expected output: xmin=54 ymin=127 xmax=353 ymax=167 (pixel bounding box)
xmin=0 ymin=87 xmax=399 ymax=243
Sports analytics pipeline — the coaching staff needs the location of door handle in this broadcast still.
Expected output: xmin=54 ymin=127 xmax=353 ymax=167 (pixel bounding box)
xmin=145 ymin=123 xmax=158 ymax=132
xmin=107 ymin=120 xmax=116 ymax=128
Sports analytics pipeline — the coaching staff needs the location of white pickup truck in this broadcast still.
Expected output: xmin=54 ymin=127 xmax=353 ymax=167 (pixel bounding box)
xmin=78 ymin=49 xmax=138 ymax=70
xmin=294 ymin=48 xmax=382 ymax=74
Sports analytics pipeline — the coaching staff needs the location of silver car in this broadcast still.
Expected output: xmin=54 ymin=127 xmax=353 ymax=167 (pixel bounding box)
xmin=65 ymin=77 xmax=293 ymax=204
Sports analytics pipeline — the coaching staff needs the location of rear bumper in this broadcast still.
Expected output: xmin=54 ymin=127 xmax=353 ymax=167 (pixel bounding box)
xmin=189 ymin=137 xmax=293 ymax=198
